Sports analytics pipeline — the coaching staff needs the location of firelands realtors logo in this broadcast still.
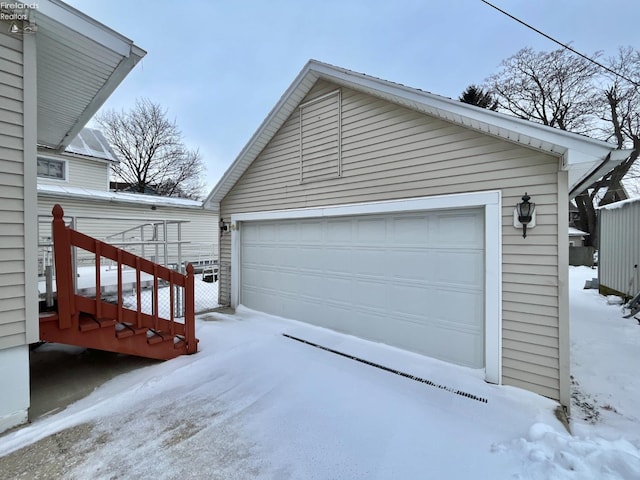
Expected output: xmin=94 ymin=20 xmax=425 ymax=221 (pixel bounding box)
xmin=1 ymin=2 xmax=39 ymax=33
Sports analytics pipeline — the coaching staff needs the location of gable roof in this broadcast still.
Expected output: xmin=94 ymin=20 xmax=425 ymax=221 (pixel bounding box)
xmin=204 ymin=60 xmax=633 ymax=209
xmin=19 ymin=0 xmax=146 ymax=150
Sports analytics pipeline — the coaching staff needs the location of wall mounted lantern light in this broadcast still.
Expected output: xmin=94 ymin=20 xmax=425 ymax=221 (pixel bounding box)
xmin=219 ymin=218 xmax=229 ymax=234
xmin=514 ymin=193 xmax=536 ymax=238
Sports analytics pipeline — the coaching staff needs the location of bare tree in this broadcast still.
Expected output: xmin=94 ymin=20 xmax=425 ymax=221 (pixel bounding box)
xmin=571 ymin=47 xmax=640 ymax=243
xmin=97 ymin=98 xmax=205 ymax=200
xmin=486 ymin=47 xmax=639 ymax=246
xmin=487 ymin=47 xmax=601 ymax=133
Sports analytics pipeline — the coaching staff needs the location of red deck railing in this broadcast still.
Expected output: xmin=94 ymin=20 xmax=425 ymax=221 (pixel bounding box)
xmin=49 ymin=204 xmax=197 ymax=357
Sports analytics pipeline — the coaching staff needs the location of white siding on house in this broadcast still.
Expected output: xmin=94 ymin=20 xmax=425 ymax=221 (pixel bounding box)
xmin=599 ymin=199 xmax=640 ymax=298
xmin=37 ymin=153 xmax=110 ymax=191
xmin=220 ymin=80 xmax=564 ymax=401
xmin=0 ymin=25 xmax=26 ymax=351
xmin=37 ymin=197 xmax=217 ymax=269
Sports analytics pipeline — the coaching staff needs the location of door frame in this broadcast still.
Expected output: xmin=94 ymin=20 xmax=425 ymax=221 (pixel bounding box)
xmin=231 ymin=190 xmax=502 ymax=384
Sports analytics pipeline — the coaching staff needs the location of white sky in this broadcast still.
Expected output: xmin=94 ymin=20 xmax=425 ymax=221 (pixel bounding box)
xmin=64 ymin=0 xmax=640 ymax=191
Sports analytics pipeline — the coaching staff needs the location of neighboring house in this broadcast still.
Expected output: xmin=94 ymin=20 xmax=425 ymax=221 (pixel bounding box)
xmin=205 ymin=60 xmax=633 ymax=408
xmin=0 ymin=1 xmax=145 ymax=433
xmin=598 ymin=197 xmax=640 ymax=299
xmin=36 ymin=128 xmax=217 ymax=276
xmin=568 ymin=227 xmax=589 ymax=247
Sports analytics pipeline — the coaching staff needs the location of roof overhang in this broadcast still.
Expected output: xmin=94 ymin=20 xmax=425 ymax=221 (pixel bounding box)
xmin=204 ymin=60 xmax=632 ymax=208
xmin=37 ymin=184 xmax=205 ymax=210
xmin=10 ymin=0 xmax=146 ymax=150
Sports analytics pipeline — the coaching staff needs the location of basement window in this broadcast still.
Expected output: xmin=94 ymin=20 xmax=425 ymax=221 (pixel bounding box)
xmin=37 ymin=157 xmax=66 ymax=181
xmin=299 ymin=89 xmax=342 ymax=183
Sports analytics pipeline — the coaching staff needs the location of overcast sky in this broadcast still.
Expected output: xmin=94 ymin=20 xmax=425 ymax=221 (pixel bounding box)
xmin=65 ymin=0 xmax=640 ymax=192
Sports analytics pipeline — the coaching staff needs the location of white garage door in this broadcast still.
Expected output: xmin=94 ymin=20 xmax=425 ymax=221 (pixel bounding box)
xmin=240 ymin=209 xmax=485 ymax=368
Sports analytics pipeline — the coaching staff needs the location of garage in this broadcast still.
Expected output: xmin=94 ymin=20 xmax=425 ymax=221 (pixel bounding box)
xmin=238 ymin=207 xmax=485 ymax=368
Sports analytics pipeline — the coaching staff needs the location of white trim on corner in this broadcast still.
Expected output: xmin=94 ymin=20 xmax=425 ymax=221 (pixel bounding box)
xmin=23 ymin=33 xmax=39 ymax=345
xmin=231 ymin=190 xmax=503 ymax=384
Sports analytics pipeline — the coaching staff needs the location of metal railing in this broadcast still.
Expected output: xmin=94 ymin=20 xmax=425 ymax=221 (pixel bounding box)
xmin=38 ymin=211 xmax=219 ymax=313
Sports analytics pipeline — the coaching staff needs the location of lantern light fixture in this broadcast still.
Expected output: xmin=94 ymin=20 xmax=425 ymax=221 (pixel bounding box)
xmin=515 ymin=192 xmax=536 ymax=238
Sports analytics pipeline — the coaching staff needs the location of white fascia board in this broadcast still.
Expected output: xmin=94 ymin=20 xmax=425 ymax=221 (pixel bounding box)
xmin=36 ymin=0 xmax=137 ymax=57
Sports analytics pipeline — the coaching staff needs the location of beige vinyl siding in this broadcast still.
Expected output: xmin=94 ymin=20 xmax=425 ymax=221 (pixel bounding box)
xmin=37 ymin=197 xmax=217 ymax=268
xmin=220 ymin=80 xmax=563 ymax=400
xmin=0 ymin=25 xmax=26 ymax=350
xmin=37 ymin=154 xmax=110 ymax=190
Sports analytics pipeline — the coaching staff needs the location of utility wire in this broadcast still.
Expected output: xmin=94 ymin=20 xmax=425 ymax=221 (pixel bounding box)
xmin=481 ymin=0 xmax=640 ymax=88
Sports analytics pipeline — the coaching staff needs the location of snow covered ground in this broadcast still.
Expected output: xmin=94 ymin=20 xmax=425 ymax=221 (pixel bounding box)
xmin=1 ymin=267 xmax=639 ymax=478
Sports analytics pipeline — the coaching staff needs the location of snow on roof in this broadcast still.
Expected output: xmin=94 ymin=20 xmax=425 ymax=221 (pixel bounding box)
xmin=598 ymin=196 xmax=640 ymax=210
xmin=569 ymin=227 xmax=589 ymax=236
xmin=37 ymin=184 xmax=204 ymax=209
xmin=64 ymin=128 xmax=119 ymax=162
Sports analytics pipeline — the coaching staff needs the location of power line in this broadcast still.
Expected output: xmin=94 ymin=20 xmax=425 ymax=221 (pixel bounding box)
xmin=481 ymin=0 xmax=640 ymax=88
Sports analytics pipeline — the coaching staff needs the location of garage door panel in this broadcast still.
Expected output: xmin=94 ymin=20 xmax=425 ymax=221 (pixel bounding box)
xmin=278 ymin=222 xmax=298 ymax=241
xmin=391 ymin=215 xmax=430 ymax=244
xmin=431 ymin=289 xmax=484 ymax=330
xmin=355 ymin=217 xmax=387 ymax=243
xmin=351 ymin=279 xmax=388 ymax=311
xmin=277 ymin=248 xmax=300 ymax=268
xmin=297 ymin=246 xmax=324 ymax=270
xmin=433 ymin=251 xmax=484 ymax=286
xmin=243 ymin=286 xmax=278 ymax=313
xmin=431 ymin=212 xmax=484 ymax=246
xmin=278 ymin=270 xmax=302 ymax=296
xmin=241 ymin=265 xmax=277 ymax=288
xmin=296 ymin=272 xmax=326 ymax=297
xmin=323 ymin=248 xmax=353 ymax=273
xmin=324 ymin=276 xmax=355 ymax=304
xmin=351 ymin=248 xmax=388 ymax=276
xmin=388 ymin=250 xmax=433 ymax=281
xmin=299 ymin=221 xmax=323 ymax=242
xmin=388 ymin=283 xmax=431 ymax=316
xmin=240 ymin=208 xmax=485 ymax=368
xmin=327 ymin=219 xmax=352 ymax=242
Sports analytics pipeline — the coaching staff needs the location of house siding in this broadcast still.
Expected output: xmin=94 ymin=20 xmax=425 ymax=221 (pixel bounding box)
xmin=37 ymin=198 xmax=217 ymax=267
xmin=220 ymin=80 xmax=563 ymax=400
xmin=0 ymin=25 xmax=26 ymax=350
xmin=37 ymin=154 xmax=110 ymax=190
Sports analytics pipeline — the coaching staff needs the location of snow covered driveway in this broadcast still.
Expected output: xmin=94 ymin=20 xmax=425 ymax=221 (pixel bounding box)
xmin=1 ymin=267 xmax=639 ymax=479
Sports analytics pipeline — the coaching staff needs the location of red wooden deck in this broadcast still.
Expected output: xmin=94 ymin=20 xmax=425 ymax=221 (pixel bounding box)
xmin=39 ymin=204 xmax=198 ymax=360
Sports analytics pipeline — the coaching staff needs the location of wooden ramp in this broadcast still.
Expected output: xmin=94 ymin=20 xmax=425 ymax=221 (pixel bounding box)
xmin=40 ymin=204 xmax=198 ymax=360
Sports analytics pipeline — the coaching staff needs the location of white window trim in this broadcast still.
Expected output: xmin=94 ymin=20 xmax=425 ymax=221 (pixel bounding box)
xmin=231 ymin=190 xmax=503 ymax=385
xmin=37 ymin=155 xmax=68 ymax=182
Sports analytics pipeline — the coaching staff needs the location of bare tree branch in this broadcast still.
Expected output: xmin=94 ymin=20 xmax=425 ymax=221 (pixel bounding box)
xmin=484 ymin=46 xmax=640 ymax=247
xmin=96 ymin=99 xmax=205 ymax=199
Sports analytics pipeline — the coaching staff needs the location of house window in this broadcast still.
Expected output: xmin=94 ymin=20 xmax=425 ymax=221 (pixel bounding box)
xmin=37 ymin=157 xmax=66 ymax=180
xmin=299 ymin=89 xmax=341 ymax=183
